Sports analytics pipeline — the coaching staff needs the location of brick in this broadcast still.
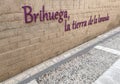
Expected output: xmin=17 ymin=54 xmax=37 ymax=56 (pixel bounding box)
xmin=0 ymin=45 xmax=10 ymax=54
xmin=18 ymin=40 xmax=30 ymax=48
xmin=0 ymin=38 xmax=9 ymax=46
xmin=61 ymin=0 xmax=74 ymax=9
xmin=9 ymin=35 xmax=23 ymax=43
xmin=44 ymin=0 xmax=53 ymax=11
xmin=30 ymin=37 xmax=40 ymax=44
xmin=24 ymin=44 xmax=36 ymax=52
xmin=0 ymin=30 xmax=15 ymax=39
xmin=52 ymin=0 xmax=61 ymax=10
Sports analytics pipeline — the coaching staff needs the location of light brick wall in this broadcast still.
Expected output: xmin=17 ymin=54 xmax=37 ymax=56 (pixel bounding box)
xmin=0 ymin=0 xmax=120 ymax=81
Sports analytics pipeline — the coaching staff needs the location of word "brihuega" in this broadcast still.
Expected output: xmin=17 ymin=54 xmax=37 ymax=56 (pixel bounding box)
xmin=22 ymin=5 xmax=69 ymax=23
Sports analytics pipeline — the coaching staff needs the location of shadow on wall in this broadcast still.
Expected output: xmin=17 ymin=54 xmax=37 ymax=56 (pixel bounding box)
xmin=107 ymin=14 xmax=120 ymax=30
xmin=119 ymin=15 xmax=120 ymax=25
xmin=116 ymin=14 xmax=120 ymax=26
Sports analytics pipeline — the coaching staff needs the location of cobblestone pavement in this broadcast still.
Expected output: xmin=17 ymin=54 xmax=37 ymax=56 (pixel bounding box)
xmin=37 ymin=33 xmax=120 ymax=84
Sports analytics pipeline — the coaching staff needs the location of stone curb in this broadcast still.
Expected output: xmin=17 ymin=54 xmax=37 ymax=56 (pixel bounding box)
xmin=1 ymin=27 xmax=120 ymax=84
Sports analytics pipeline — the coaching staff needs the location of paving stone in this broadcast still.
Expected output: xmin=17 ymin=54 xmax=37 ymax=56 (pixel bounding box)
xmin=94 ymin=59 xmax=120 ymax=84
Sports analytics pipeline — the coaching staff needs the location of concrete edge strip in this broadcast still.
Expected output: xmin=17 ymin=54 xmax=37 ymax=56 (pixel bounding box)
xmin=27 ymin=80 xmax=38 ymax=84
xmin=93 ymin=59 xmax=120 ymax=84
xmin=1 ymin=27 xmax=120 ymax=84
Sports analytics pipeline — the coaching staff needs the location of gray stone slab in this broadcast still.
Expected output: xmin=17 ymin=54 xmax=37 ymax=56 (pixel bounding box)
xmin=99 ymin=33 xmax=120 ymax=50
xmin=94 ymin=59 xmax=120 ymax=84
